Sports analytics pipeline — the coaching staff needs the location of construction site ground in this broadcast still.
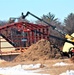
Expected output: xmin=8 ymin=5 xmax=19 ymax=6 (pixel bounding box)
xmin=0 ymin=39 xmax=74 ymax=75
xmin=0 ymin=59 xmax=74 ymax=75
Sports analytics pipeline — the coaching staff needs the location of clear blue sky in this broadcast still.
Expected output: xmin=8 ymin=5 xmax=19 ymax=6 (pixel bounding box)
xmin=0 ymin=0 xmax=74 ymax=21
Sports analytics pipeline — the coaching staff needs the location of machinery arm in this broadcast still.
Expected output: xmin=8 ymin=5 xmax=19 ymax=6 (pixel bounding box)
xmin=23 ymin=12 xmax=56 ymax=29
xmin=23 ymin=11 xmax=74 ymax=44
xmin=23 ymin=11 xmax=66 ymax=35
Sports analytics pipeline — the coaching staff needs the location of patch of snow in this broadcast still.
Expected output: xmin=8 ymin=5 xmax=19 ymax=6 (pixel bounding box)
xmin=59 ymin=73 xmax=66 ymax=75
xmin=22 ymin=63 xmax=41 ymax=69
xmin=60 ymin=70 xmax=74 ymax=75
xmin=0 ymin=64 xmax=49 ymax=75
xmin=22 ymin=64 xmax=34 ymax=69
xmin=53 ymin=62 xmax=69 ymax=66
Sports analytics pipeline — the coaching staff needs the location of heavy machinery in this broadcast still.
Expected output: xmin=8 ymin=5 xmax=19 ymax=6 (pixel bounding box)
xmin=21 ymin=11 xmax=74 ymax=57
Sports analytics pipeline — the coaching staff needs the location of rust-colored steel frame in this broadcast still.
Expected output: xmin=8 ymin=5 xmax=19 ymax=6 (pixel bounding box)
xmin=0 ymin=22 xmax=50 ymax=49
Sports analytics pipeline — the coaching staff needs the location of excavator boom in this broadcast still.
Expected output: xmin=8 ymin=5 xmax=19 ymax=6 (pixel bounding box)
xmin=23 ymin=11 xmax=66 ymax=35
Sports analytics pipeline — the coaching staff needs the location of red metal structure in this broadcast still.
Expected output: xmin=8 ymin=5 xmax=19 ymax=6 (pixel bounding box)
xmin=0 ymin=21 xmax=50 ymax=49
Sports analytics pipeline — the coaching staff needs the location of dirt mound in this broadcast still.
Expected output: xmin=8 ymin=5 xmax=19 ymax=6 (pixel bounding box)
xmin=13 ymin=39 xmax=62 ymax=62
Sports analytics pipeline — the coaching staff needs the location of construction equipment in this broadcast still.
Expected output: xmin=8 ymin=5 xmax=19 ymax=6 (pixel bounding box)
xmin=22 ymin=11 xmax=74 ymax=57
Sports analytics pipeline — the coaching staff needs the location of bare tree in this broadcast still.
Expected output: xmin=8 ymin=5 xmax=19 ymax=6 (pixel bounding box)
xmin=64 ymin=13 xmax=74 ymax=34
xmin=36 ymin=12 xmax=64 ymax=46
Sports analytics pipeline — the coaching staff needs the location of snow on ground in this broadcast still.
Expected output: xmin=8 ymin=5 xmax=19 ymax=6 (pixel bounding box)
xmin=0 ymin=64 xmax=49 ymax=75
xmin=22 ymin=63 xmax=42 ymax=69
xmin=53 ymin=62 xmax=69 ymax=66
xmin=60 ymin=70 xmax=74 ymax=75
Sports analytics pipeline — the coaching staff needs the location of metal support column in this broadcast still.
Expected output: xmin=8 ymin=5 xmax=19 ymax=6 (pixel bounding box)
xmin=38 ymin=29 xmax=41 ymax=40
xmin=46 ymin=27 xmax=49 ymax=40
xmin=43 ymin=28 xmax=45 ymax=39
xmin=27 ymin=31 xmax=30 ymax=46
xmin=32 ymin=31 xmax=34 ymax=43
